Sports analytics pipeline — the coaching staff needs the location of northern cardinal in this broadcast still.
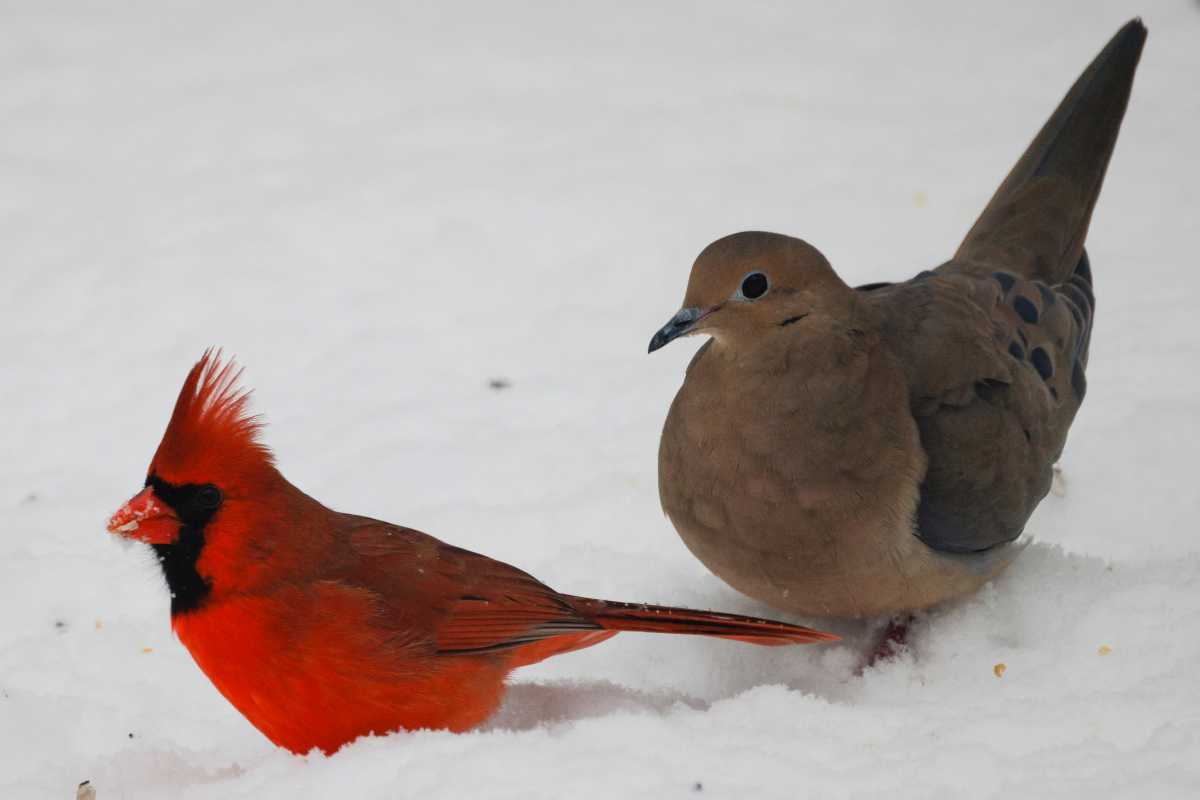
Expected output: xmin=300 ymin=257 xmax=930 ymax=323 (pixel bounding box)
xmin=107 ymin=351 xmax=836 ymax=755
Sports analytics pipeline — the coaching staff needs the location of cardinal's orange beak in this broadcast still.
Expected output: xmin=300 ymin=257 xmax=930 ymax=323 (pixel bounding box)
xmin=107 ymin=486 xmax=181 ymax=544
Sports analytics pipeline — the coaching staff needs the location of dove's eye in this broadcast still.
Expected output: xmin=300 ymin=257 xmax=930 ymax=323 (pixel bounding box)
xmin=738 ymin=272 xmax=769 ymax=300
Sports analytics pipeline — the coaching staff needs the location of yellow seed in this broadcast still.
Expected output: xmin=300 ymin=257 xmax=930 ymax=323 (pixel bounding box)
xmin=1098 ymin=645 xmax=1112 ymax=656
xmin=993 ymin=663 xmax=1006 ymax=678
xmin=141 ymin=647 xmax=154 ymax=654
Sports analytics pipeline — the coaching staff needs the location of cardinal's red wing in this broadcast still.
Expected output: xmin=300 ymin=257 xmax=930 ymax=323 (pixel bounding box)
xmin=336 ymin=516 xmax=836 ymax=658
xmin=337 ymin=517 xmax=605 ymax=656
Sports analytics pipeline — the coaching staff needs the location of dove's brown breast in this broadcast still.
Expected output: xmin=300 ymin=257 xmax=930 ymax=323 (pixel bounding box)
xmin=658 ymin=328 xmax=1014 ymax=618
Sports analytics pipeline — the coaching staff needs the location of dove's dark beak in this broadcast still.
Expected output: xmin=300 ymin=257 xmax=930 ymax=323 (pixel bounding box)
xmin=648 ymin=305 xmax=722 ymax=353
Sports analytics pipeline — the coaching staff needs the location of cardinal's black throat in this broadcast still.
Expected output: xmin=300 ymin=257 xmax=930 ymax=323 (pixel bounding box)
xmin=147 ymin=474 xmax=223 ymax=616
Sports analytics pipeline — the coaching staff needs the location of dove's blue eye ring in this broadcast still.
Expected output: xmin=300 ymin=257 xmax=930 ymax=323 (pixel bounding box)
xmin=738 ymin=272 xmax=769 ymax=300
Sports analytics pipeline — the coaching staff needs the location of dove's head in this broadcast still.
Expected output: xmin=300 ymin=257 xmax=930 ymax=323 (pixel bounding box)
xmin=648 ymin=231 xmax=853 ymax=353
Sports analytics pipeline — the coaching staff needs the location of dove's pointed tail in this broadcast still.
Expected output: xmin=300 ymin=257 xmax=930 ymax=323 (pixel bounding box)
xmin=954 ymin=19 xmax=1146 ymax=285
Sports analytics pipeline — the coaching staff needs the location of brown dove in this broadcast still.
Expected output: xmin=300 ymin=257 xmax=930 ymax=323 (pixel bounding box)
xmin=649 ymin=21 xmax=1146 ymax=620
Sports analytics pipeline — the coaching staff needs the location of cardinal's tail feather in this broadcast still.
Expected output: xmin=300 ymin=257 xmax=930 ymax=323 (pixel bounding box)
xmin=568 ymin=596 xmax=838 ymax=647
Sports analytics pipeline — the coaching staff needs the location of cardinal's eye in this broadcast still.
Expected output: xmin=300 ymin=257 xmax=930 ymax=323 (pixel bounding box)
xmin=738 ymin=272 xmax=769 ymax=300
xmin=197 ymin=485 xmax=223 ymax=510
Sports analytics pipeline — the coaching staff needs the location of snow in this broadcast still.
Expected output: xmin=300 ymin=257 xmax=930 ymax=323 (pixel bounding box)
xmin=2 ymin=1 xmax=1198 ymax=797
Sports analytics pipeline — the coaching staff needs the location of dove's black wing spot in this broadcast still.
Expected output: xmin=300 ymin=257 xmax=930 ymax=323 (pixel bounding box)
xmin=992 ymin=272 xmax=1016 ymax=293
xmin=1008 ymin=342 xmax=1025 ymax=361
xmin=1013 ymin=296 xmax=1039 ymax=324
xmin=1031 ymin=348 xmax=1054 ymax=380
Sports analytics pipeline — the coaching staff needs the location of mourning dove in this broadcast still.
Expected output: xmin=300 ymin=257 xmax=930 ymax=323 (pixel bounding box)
xmin=649 ymin=20 xmax=1145 ymax=619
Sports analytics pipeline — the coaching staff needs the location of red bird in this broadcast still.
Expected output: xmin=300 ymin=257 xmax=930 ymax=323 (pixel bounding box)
xmin=107 ymin=351 xmax=836 ymax=755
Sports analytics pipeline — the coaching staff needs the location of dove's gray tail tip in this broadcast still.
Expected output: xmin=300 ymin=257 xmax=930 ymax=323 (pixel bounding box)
xmin=1029 ymin=19 xmax=1146 ymax=185
xmin=955 ymin=20 xmax=1147 ymax=284
xmin=1110 ymin=18 xmax=1147 ymax=52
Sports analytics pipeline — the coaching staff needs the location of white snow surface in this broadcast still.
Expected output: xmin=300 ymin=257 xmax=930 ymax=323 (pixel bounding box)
xmin=3 ymin=1 xmax=1199 ymax=797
